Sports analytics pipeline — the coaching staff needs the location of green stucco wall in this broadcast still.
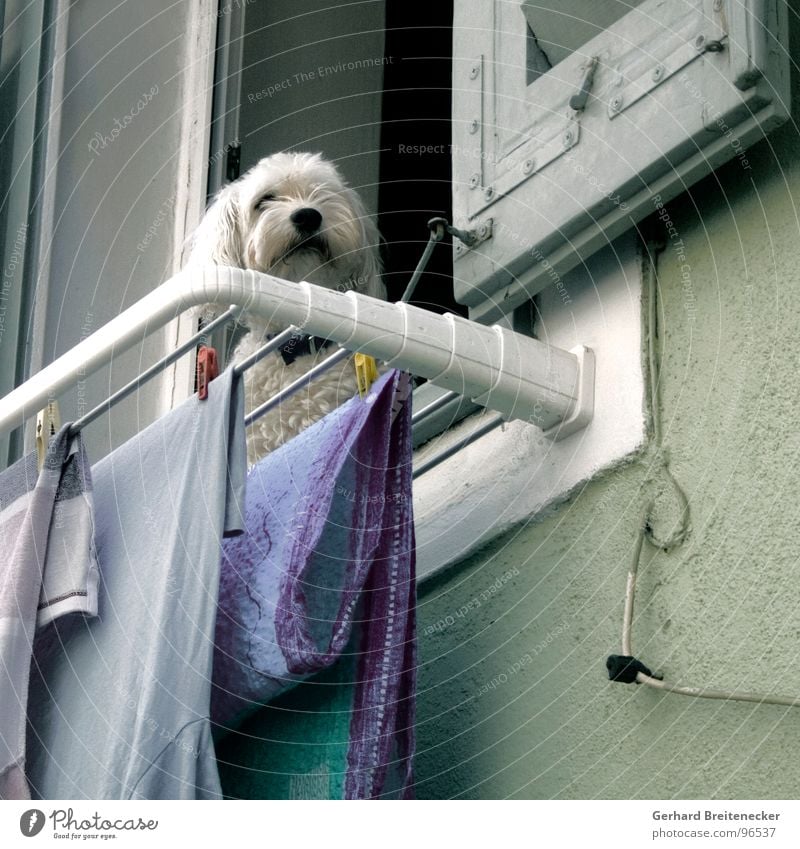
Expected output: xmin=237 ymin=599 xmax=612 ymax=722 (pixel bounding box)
xmin=414 ymin=49 xmax=800 ymax=798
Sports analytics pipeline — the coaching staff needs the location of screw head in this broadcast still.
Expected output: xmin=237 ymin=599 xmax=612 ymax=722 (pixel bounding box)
xmin=469 ymin=173 xmax=480 ymax=189
xmin=477 ymin=223 xmax=489 ymax=239
xmin=470 ymin=64 xmax=480 ymax=80
xmin=695 ymin=34 xmax=706 ymax=51
xmin=522 ymin=158 xmax=536 ymax=175
xmin=483 ymin=186 xmax=494 ymax=201
xmin=609 ymin=95 xmax=623 ymax=113
xmin=651 ymin=65 xmax=664 ymax=82
xmin=469 ymin=119 xmax=479 ymax=134
xmin=563 ymin=130 xmax=574 ymax=147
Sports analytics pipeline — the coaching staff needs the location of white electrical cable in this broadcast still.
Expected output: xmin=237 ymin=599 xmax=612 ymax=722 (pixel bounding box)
xmin=621 ymin=523 xmax=800 ymax=707
xmin=617 ymin=253 xmax=800 ymax=709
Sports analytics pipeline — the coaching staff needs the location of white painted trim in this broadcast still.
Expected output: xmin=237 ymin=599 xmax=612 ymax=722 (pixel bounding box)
xmin=161 ymin=0 xmax=219 ymax=413
xmin=24 ymin=0 xmax=70 ymax=453
xmin=207 ymin=0 xmax=245 ymax=195
xmin=413 ymin=234 xmax=647 ymax=580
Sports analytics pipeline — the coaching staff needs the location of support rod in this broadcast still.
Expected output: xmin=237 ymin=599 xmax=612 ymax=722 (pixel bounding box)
xmin=0 ymin=266 xmax=592 ymax=437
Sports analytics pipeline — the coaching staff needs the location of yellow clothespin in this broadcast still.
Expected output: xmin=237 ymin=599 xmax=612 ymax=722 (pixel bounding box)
xmin=354 ymin=353 xmax=379 ymax=397
xmin=36 ymin=400 xmax=61 ymax=472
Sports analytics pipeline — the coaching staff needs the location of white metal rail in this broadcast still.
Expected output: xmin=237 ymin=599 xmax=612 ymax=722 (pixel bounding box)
xmin=0 ymin=266 xmax=594 ymax=439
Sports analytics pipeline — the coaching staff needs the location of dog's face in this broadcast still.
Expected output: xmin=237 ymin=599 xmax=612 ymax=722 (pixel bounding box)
xmin=190 ymin=152 xmax=384 ymax=299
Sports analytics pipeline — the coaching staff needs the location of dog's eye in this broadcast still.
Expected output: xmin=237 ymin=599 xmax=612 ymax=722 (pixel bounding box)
xmin=255 ymin=193 xmax=276 ymax=210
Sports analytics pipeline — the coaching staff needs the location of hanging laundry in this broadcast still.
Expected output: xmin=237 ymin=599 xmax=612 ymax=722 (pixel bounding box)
xmin=213 ymin=369 xmax=416 ymax=800
xmin=0 ymin=426 xmax=98 ymax=800
xmin=25 ymin=367 xmax=246 ymax=799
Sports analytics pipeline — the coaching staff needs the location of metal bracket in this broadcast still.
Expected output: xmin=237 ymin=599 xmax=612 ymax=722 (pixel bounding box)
xmin=469 ymin=106 xmax=581 ymax=219
xmin=465 ymin=49 xmax=589 ymax=221
xmin=453 ymin=217 xmax=493 ymax=258
xmin=608 ymin=29 xmax=728 ymax=119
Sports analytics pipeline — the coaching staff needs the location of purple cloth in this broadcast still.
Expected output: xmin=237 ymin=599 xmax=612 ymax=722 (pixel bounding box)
xmin=212 ymin=370 xmax=416 ymax=799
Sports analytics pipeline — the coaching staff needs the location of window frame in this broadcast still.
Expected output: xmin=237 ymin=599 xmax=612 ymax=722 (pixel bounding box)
xmin=0 ymin=0 xmax=51 ymax=464
xmin=0 ymin=0 xmax=217 ymax=467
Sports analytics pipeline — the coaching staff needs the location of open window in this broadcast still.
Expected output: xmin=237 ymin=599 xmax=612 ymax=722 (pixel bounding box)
xmin=451 ymin=0 xmax=790 ymax=322
xmin=0 ymin=0 xmax=216 ymax=465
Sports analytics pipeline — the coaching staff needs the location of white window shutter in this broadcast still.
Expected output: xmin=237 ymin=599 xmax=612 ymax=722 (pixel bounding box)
xmin=452 ymin=0 xmax=790 ymax=322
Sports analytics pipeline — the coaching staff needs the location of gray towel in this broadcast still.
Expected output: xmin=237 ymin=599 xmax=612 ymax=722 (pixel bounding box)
xmin=0 ymin=426 xmax=98 ymax=799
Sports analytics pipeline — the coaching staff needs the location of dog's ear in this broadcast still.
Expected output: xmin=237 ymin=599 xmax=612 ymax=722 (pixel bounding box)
xmin=188 ymin=183 xmax=243 ymax=267
xmin=346 ymin=188 xmax=386 ymax=300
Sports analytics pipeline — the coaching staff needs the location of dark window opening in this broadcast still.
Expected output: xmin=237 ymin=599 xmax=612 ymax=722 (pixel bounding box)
xmin=378 ymin=0 xmax=460 ymax=316
xmin=526 ymin=25 xmax=553 ymax=86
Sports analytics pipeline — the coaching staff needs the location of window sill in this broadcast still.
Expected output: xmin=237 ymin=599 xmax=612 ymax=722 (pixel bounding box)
xmin=413 ymin=233 xmax=646 ymax=581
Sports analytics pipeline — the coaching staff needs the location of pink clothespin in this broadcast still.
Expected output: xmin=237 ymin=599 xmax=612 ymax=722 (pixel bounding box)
xmin=197 ymin=346 xmax=219 ymax=400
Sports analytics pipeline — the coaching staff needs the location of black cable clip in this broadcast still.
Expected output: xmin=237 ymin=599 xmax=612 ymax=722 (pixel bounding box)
xmin=606 ymin=654 xmax=662 ymax=684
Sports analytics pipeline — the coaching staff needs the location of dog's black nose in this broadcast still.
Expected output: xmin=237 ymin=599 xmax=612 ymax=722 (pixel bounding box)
xmin=291 ymin=207 xmax=322 ymax=233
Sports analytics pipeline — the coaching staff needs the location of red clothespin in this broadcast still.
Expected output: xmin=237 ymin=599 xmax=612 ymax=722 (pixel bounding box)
xmin=197 ymin=346 xmax=219 ymax=400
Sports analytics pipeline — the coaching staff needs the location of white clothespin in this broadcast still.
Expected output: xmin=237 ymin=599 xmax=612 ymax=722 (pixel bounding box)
xmin=36 ymin=401 xmax=61 ymax=472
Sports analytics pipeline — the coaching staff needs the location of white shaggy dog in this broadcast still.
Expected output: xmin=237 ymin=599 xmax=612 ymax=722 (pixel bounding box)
xmin=188 ymin=152 xmax=384 ymax=464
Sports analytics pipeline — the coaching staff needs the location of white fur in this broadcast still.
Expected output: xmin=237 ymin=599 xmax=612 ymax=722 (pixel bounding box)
xmin=187 ymin=152 xmax=384 ymax=464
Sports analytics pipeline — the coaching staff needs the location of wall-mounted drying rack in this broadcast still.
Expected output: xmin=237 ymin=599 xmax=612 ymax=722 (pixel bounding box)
xmin=0 ymin=266 xmax=595 ymax=458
